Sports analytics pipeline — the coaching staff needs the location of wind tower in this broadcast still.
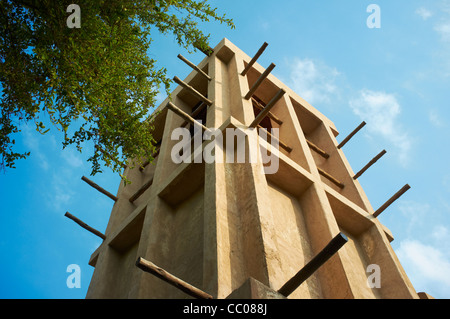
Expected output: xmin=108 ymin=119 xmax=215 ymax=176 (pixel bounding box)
xmin=67 ymin=38 xmax=430 ymax=299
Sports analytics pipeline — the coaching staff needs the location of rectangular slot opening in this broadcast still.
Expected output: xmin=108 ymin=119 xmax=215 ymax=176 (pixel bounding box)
xmin=266 ymin=181 xmax=323 ymax=299
xmin=109 ymin=206 xmax=146 ymax=253
xmin=290 ymin=97 xmax=322 ymax=136
xmin=158 ymin=161 xmax=205 ymax=208
xmin=177 ymin=65 xmax=210 ymax=115
xmin=263 ymin=143 xmax=313 ymax=198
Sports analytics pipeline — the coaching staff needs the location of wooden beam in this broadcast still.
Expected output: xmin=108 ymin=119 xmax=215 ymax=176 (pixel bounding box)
xmin=244 ymin=63 xmax=276 ymax=100
xmin=173 ymin=76 xmax=213 ymax=106
xmin=65 ymin=212 xmax=106 ymax=240
xmin=251 ymin=97 xmax=283 ymax=125
xmin=81 ymin=176 xmax=118 ymax=202
xmin=136 ymin=257 xmax=213 ymax=299
xmin=241 ymin=42 xmax=269 ymax=76
xmin=249 ymin=89 xmax=286 ymax=128
xmin=166 ymin=102 xmax=210 ymax=133
xmin=257 ymin=125 xmax=292 ymax=153
xmin=318 ymin=168 xmax=345 ymax=189
xmin=337 ymin=121 xmax=366 ymax=149
xmin=177 ymin=54 xmax=212 ymax=81
xmin=353 ymin=150 xmax=387 ymax=180
xmin=306 ymin=140 xmax=330 ymax=159
xmin=278 ymin=232 xmax=348 ymax=297
xmin=374 ymin=184 xmax=411 ymax=218
xmin=181 ymin=102 xmax=207 ymax=128
xmin=129 ymin=178 xmax=154 ymax=203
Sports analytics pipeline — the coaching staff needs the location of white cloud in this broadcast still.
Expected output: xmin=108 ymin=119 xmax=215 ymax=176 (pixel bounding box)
xmin=397 ymin=200 xmax=449 ymax=247
xmin=440 ymin=0 xmax=450 ymax=15
xmin=428 ymin=109 xmax=445 ymax=127
xmin=416 ymin=8 xmax=433 ymax=21
xmin=52 ymin=192 xmax=72 ymax=212
xmin=22 ymin=124 xmax=49 ymax=171
xmin=46 ymin=171 xmax=74 ymax=212
xmin=443 ymin=174 xmax=450 ymax=193
xmin=61 ymin=148 xmax=83 ymax=168
xmin=349 ymin=90 xmax=412 ymax=166
xmin=432 ymin=225 xmax=450 ymax=243
xmin=398 ymin=201 xmax=430 ymax=234
xmin=434 ymin=22 xmax=450 ymax=42
xmin=432 ymin=1 xmax=450 ymax=42
xmin=287 ymin=58 xmax=341 ymax=105
xmin=396 ymin=239 xmax=450 ymax=298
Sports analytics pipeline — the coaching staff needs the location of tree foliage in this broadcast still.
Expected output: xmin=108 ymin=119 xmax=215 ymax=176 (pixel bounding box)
xmin=0 ymin=0 xmax=234 ymax=176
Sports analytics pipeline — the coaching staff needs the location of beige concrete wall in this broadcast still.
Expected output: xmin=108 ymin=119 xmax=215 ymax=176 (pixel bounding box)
xmin=266 ymin=182 xmax=322 ymax=298
xmin=86 ymin=38 xmax=420 ymax=300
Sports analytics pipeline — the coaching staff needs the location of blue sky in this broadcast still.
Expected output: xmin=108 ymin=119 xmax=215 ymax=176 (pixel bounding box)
xmin=1 ymin=0 xmax=450 ymax=299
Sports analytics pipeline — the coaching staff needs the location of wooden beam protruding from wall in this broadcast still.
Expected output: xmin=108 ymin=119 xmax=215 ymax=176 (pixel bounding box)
xmin=318 ymin=168 xmax=345 ymax=189
xmin=306 ymin=140 xmax=330 ymax=159
xmin=249 ymin=89 xmax=285 ymax=128
xmin=177 ymin=54 xmax=212 ymax=81
xmin=251 ymin=97 xmax=283 ymax=125
xmin=173 ymin=76 xmax=213 ymax=106
xmin=136 ymin=257 xmax=213 ymax=299
xmin=374 ymin=184 xmax=411 ymax=218
xmin=241 ymin=42 xmax=269 ymax=76
xmin=353 ymin=150 xmax=387 ymax=180
xmin=129 ymin=178 xmax=154 ymax=203
xmin=65 ymin=212 xmax=106 ymax=240
xmin=337 ymin=121 xmax=366 ymax=149
xmin=81 ymin=176 xmax=118 ymax=202
xmin=181 ymin=102 xmax=207 ymax=128
xmin=278 ymin=232 xmax=348 ymax=297
xmin=166 ymin=102 xmax=210 ymax=133
xmin=244 ymin=63 xmax=276 ymax=100
xmin=257 ymin=125 xmax=292 ymax=153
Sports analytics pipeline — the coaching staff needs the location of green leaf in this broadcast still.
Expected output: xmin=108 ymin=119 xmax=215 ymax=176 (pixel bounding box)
xmin=0 ymin=0 xmax=234 ymax=175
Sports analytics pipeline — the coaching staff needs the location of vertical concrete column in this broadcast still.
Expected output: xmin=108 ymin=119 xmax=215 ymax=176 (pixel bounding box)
xmin=227 ymin=44 xmax=285 ymax=291
xmin=299 ymin=183 xmax=354 ymax=298
xmin=134 ymin=103 xmax=183 ymax=298
xmin=284 ymin=96 xmax=355 ymax=298
xmin=202 ymin=53 xmax=234 ymax=298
